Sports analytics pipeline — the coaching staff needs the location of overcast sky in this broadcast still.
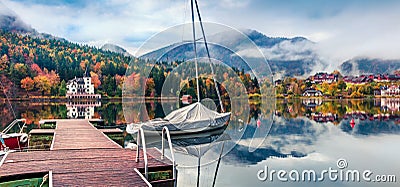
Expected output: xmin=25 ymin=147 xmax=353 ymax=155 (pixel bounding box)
xmin=2 ymin=0 xmax=400 ymax=62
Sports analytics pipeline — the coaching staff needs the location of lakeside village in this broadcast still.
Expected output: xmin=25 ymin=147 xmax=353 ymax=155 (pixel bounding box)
xmin=274 ymin=70 xmax=400 ymax=99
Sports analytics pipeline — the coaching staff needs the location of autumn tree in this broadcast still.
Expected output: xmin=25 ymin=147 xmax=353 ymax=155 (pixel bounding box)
xmin=30 ymin=63 xmax=43 ymax=75
xmin=338 ymin=80 xmax=347 ymax=92
xmin=125 ymin=73 xmax=141 ymax=95
xmin=115 ymin=74 xmax=125 ymax=96
xmin=0 ymin=54 xmax=9 ymax=71
xmin=327 ymin=83 xmax=338 ymax=96
xmin=115 ymin=74 xmax=125 ymax=87
xmin=47 ymin=70 xmax=60 ymax=86
xmin=321 ymin=82 xmax=330 ymax=95
xmin=90 ymin=71 xmax=101 ymax=89
xmin=145 ymin=78 xmax=155 ymax=97
xmin=93 ymin=62 xmax=102 ymax=74
xmin=21 ymin=77 xmax=34 ymax=91
xmin=34 ymin=75 xmax=51 ymax=95
xmin=80 ymin=59 xmax=89 ymax=71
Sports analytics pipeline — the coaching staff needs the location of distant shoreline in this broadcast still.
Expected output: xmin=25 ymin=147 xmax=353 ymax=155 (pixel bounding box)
xmin=1 ymin=95 xmax=400 ymax=103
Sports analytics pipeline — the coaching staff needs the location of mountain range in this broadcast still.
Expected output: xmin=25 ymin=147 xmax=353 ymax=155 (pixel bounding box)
xmin=1 ymin=5 xmax=399 ymax=78
xmin=101 ymin=43 xmax=132 ymax=57
xmin=340 ymin=58 xmax=400 ymax=75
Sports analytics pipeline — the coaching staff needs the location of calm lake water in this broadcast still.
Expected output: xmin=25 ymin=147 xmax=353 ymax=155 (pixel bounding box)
xmin=1 ymin=98 xmax=400 ymax=186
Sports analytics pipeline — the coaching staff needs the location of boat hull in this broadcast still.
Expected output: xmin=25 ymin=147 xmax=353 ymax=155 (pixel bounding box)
xmin=0 ymin=133 xmax=28 ymax=151
xmin=127 ymin=121 xmax=227 ymax=136
xmin=126 ymin=114 xmax=230 ymax=136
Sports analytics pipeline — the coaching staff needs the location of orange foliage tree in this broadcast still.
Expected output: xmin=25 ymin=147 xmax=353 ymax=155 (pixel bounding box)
xmin=33 ymin=69 xmax=60 ymax=95
xmin=20 ymin=77 xmax=35 ymax=91
xmin=90 ymin=71 xmax=101 ymax=89
xmin=30 ymin=63 xmax=43 ymax=75
xmin=34 ymin=75 xmax=51 ymax=95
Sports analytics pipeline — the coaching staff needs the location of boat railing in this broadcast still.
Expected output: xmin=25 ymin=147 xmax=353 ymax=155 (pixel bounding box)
xmin=162 ymin=126 xmax=177 ymax=180
xmin=135 ymin=127 xmax=148 ymax=179
xmin=2 ymin=119 xmax=26 ymax=134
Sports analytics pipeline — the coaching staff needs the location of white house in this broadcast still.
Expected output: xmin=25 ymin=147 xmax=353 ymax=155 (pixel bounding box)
xmin=381 ymin=85 xmax=400 ymax=96
xmin=66 ymin=73 xmax=101 ymax=100
xmin=66 ymin=76 xmax=94 ymax=94
xmin=302 ymin=88 xmax=323 ymax=97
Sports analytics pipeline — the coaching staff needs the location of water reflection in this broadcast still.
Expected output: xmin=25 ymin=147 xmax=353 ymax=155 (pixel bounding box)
xmin=2 ymin=98 xmax=400 ymax=144
xmin=174 ymin=132 xmax=229 ymax=186
xmin=66 ymin=101 xmax=101 ymax=119
xmin=1 ymin=98 xmax=400 ymax=186
xmin=2 ymin=98 xmax=400 ymax=141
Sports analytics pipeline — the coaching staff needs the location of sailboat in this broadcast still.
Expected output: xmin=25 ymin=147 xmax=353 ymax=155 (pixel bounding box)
xmin=127 ymin=0 xmax=231 ymax=135
xmin=0 ymin=119 xmax=28 ymax=152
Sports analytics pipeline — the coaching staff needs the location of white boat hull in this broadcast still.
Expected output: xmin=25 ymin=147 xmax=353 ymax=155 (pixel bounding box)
xmin=126 ymin=120 xmax=228 ymax=136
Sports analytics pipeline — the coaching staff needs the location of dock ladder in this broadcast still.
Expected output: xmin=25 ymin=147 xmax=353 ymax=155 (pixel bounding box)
xmin=135 ymin=126 xmax=177 ymax=184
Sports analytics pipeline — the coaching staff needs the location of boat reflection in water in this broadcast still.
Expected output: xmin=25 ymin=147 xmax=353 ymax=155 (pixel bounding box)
xmin=130 ymin=126 xmax=230 ymax=187
xmin=173 ymin=129 xmax=230 ymax=187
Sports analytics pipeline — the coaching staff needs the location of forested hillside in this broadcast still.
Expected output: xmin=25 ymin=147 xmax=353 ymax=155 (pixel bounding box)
xmin=0 ymin=30 xmax=132 ymax=97
xmin=0 ymin=31 xmax=261 ymax=99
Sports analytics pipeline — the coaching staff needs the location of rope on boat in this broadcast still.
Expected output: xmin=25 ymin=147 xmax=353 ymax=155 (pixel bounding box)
xmin=193 ymin=0 xmax=225 ymax=112
xmin=190 ymin=0 xmax=201 ymax=103
xmin=190 ymin=0 xmax=225 ymax=112
xmin=40 ymin=174 xmax=49 ymax=187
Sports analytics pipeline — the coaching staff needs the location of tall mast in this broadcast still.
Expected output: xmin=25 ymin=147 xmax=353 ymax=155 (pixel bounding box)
xmin=191 ymin=0 xmax=201 ymax=102
xmin=193 ymin=0 xmax=224 ymax=112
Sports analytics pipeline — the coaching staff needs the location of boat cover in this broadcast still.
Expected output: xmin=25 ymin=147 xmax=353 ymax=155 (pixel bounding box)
xmin=139 ymin=102 xmax=231 ymax=132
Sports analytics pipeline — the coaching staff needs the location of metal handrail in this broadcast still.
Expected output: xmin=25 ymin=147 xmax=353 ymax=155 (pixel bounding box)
xmin=134 ymin=126 xmax=177 ymax=182
xmin=162 ymin=126 xmax=177 ymax=180
xmin=135 ymin=127 xmax=148 ymax=179
xmin=2 ymin=119 xmax=26 ymax=134
xmin=19 ymin=119 xmax=27 ymax=133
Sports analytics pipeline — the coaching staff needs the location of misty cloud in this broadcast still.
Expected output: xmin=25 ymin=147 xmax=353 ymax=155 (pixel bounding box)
xmin=0 ymin=2 xmax=35 ymax=33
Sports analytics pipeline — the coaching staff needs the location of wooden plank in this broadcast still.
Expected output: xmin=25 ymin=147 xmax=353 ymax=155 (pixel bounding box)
xmin=100 ymin=128 xmax=124 ymax=133
xmin=0 ymin=148 xmax=171 ymax=186
xmin=29 ymin=129 xmax=55 ymax=134
xmin=52 ymin=119 xmax=121 ymax=150
xmin=0 ymin=119 xmax=173 ymax=186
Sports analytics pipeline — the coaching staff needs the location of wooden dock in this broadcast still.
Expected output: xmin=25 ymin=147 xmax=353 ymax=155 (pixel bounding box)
xmin=0 ymin=119 xmax=174 ymax=186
